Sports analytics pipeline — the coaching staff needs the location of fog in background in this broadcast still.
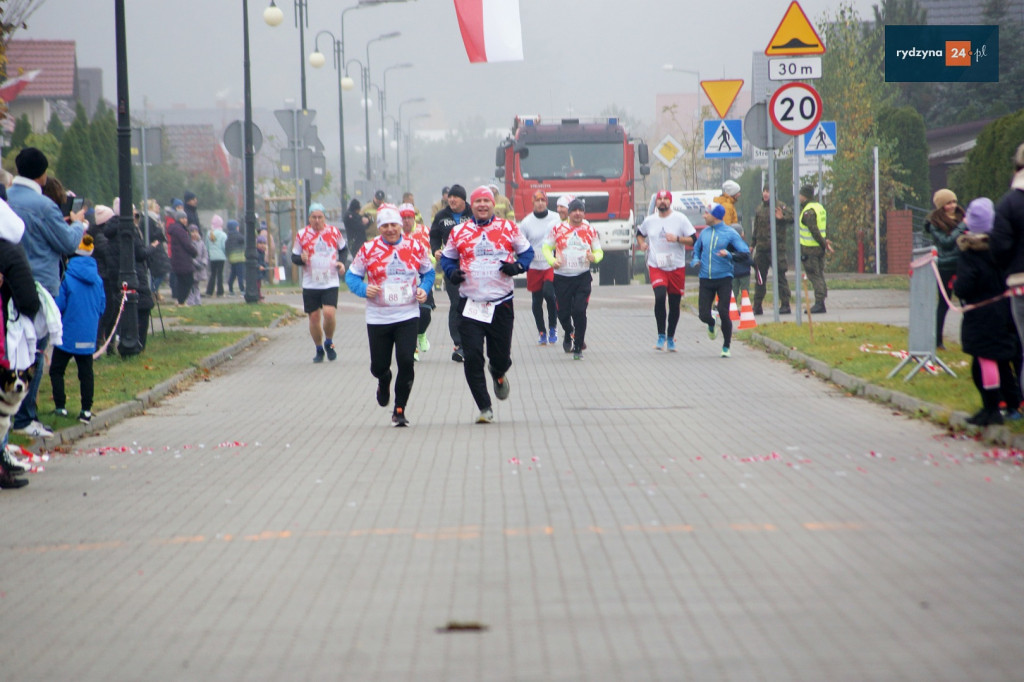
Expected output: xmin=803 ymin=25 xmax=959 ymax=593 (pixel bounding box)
xmin=17 ymin=0 xmax=877 ymax=207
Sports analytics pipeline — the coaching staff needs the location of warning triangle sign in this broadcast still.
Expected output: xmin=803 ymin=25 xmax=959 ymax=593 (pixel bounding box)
xmin=705 ymin=121 xmax=738 ymax=155
xmin=700 ymin=80 xmax=744 ymax=119
xmin=765 ymin=1 xmax=825 ymax=56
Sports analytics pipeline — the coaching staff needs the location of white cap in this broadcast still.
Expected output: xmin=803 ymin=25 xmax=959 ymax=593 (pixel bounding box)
xmin=556 ymin=195 xmax=573 ymax=209
xmin=722 ymin=180 xmax=741 ymax=197
xmin=376 ymin=203 xmax=402 ymax=227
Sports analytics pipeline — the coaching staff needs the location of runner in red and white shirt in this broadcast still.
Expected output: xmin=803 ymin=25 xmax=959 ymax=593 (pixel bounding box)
xmin=542 ymin=197 xmax=603 ymax=359
xmin=399 ymin=202 xmax=435 ymax=361
xmin=290 ymin=202 xmax=347 ymax=363
xmin=439 ymin=186 xmax=534 ymax=424
xmin=636 ymin=189 xmax=696 ymax=351
xmin=518 ymin=189 xmax=560 ymax=346
xmin=346 ymin=204 xmax=435 ymax=427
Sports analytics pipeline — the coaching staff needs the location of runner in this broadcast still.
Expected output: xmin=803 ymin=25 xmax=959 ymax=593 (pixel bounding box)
xmin=636 ymin=190 xmax=695 ymax=351
xmin=399 ymin=202 xmax=435 ymax=361
xmin=518 ymin=189 xmax=560 ymax=345
xmin=430 ymin=184 xmax=472 ymax=363
xmin=291 ymin=202 xmax=347 ymax=363
xmin=543 ymin=198 xmax=603 ymax=360
xmin=440 ymin=186 xmax=534 ymax=424
xmin=346 ymin=204 xmax=435 ymax=427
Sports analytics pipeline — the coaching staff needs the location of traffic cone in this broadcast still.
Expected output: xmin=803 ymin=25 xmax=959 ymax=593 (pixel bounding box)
xmin=738 ymin=290 xmax=757 ymax=330
xmin=729 ymin=291 xmax=740 ymax=322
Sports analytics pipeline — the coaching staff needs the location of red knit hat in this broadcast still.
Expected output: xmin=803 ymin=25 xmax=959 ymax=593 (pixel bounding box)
xmin=470 ymin=186 xmax=494 ymax=204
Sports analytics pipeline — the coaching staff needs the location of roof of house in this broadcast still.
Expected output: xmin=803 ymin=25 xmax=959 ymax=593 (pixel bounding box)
xmin=5 ymin=39 xmax=77 ymax=99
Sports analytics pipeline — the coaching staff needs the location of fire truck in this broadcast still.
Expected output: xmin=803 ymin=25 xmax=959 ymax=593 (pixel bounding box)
xmin=495 ymin=115 xmax=649 ymax=285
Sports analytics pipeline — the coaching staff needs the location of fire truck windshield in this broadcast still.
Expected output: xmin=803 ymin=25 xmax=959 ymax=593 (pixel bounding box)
xmin=518 ymin=142 xmax=624 ymax=180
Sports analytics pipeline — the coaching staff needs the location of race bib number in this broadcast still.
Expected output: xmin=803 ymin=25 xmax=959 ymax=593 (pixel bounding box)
xmin=564 ymin=247 xmax=587 ymax=271
xmin=310 ymin=253 xmax=333 ymax=284
xmin=463 ymin=298 xmax=495 ymax=323
xmin=382 ymin=281 xmax=414 ymax=306
xmin=656 ymin=252 xmax=673 ymax=269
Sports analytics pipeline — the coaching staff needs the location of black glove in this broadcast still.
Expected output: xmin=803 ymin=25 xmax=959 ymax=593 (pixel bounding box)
xmin=498 ymin=261 xmax=523 ymax=276
xmin=449 ymin=269 xmax=466 ymax=284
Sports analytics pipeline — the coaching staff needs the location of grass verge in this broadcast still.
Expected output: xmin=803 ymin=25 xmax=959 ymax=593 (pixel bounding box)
xmin=160 ymin=302 xmax=300 ymax=327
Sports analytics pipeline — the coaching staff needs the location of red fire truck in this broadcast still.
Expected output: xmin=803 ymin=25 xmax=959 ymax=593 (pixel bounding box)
xmin=495 ymin=115 xmax=649 ymax=285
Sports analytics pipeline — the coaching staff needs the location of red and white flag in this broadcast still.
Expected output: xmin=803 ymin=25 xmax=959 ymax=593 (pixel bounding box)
xmin=454 ymin=0 xmax=524 ymax=63
xmin=0 ymin=70 xmax=41 ymax=103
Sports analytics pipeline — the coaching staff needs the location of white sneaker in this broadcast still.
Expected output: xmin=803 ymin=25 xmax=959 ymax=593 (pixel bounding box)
xmin=15 ymin=421 xmax=53 ymax=438
xmin=3 ymin=445 xmax=31 ymax=474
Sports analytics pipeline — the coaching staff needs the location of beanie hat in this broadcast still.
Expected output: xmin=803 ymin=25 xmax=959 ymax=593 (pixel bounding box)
xmin=722 ymin=180 xmax=741 ymax=197
xmin=184 ymin=190 xmax=197 ymax=202
xmin=707 ymin=203 xmax=727 ymax=220
xmin=15 ymin=147 xmax=48 ymax=179
xmin=556 ymin=194 xmax=573 ymax=209
xmin=932 ymin=188 xmax=957 ymax=209
xmin=799 ymin=185 xmax=815 ymax=201
xmin=398 ymin=202 xmax=416 ymax=217
xmin=447 ymin=184 xmax=467 ymax=201
xmin=376 ymin=203 xmax=402 ymax=227
xmin=211 ymin=215 xmax=224 ymax=230
xmin=172 ymin=198 xmax=184 ymax=209
xmin=964 ymin=197 xmax=995 ymax=234
xmin=94 ymin=204 xmax=115 ymax=225
xmin=470 ymin=185 xmax=494 ymax=203
xmin=488 ymin=183 xmax=500 ymax=195
xmin=75 ymin=234 xmax=95 ymax=257
xmin=227 ymin=219 xmax=240 ymax=232
xmin=374 ymin=189 xmax=386 ymax=201
xmin=308 ymin=202 xmax=326 ymax=217
xmin=655 ymin=190 xmax=672 ymax=202
xmin=532 ymin=189 xmax=548 ymax=200
xmin=175 ymin=209 xmax=188 ymax=221
xmin=567 ymin=198 xmax=586 ymax=213
xmin=442 ymin=185 xmax=450 ymax=195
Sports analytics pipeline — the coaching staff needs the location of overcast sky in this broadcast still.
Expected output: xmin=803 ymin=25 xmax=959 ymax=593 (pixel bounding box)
xmin=19 ymin=0 xmax=879 ymax=128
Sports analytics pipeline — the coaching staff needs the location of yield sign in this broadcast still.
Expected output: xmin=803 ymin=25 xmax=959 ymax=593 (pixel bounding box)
xmin=700 ymin=79 xmax=744 ymax=119
xmin=765 ymin=1 xmax=825 ymax=56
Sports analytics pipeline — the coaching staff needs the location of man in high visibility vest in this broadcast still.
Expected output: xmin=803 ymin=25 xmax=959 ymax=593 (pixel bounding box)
xmin=798 ymin=185 xmax=832 ymax=314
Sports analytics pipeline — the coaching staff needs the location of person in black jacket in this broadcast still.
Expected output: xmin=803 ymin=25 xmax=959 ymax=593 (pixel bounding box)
xmin=343 ymin=199 xmax=368 ymax=256
xmin=990 ymin=143 xmax=1024 ymax=383
xmin=224 ymin=220 xmax=246 ymax=295
xmin=145 ymin=211 xmax=171 ymax=301
xmin=429 ymin=184 xmax=471 ymax=362
xmin=103 ymin=210 xmax=155 ymax=350
xmin=955 ymin=197 xmax=1022 ymax=426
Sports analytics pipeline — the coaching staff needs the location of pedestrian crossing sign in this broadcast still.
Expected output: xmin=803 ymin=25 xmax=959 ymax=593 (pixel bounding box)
xmin=802 ymin=121 xmax=836 ymax=156
xmin=704 ymin=119 xmax=743 ymax=159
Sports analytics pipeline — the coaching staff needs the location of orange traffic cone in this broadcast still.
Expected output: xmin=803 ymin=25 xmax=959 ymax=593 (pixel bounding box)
xmin=728 ymin=291 xmax=740 ymax=322
xmin=738 ymin=290 xmax=757 ymax=330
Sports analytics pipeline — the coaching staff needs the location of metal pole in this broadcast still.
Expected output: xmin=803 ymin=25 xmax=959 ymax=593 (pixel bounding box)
xmin=793 ymin=134 xmax=802 ymax=325
xmin=140 ymin=125 xmax=150 ymax=243
xmin=379 ymin=87 xmax=386 ymax=184
xmin=115 ymin=0 xmax=140 ymax=356
xmin=244 ymin=0 xmax=260 ymax=303
xmin=364 ymin=54 xmax=372 ymax=182
xmin=394 ymin=119 xmax=401 ymax=188
xmin=295 ymin=0 xmax=310 ymax=209
xmin=335 ymin=40 xmax=347 ymax=205
xmin=767 ymin=106 xmax=780 ymax=324
xmin=874 ymin=145 xmax=881 ymax=275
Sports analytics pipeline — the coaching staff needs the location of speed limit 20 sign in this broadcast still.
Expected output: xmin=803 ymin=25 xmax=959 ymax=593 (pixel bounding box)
xmin=768 ymin=82 xmax=822 ymax=136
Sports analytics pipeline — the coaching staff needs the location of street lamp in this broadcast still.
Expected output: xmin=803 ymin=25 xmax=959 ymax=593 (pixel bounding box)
xmin=310 ymin=30 xmax=348 ymax=209
xmin=114 ymin=0 xmax=140 ymax=354
xmin=379 ymin=62 xmax=412 ymax=183
xmin=396 ymin=96 xmax=425 ymax=188
xmin=362 ymin=31 xmax=400 ymax=185
xmin=662 ymin=63 xmax=703 ymax=115
xmin=266 ymin=0 xmax=310 ymax=208
xmin=243 ymin=0 xmax=260 ymax=303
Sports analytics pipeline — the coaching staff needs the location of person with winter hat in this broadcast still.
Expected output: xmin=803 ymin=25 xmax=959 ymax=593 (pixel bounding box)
xmin=50 ymin=234 xmax=106 ymax=425
xmin=990 ymin=143 xmax=1024 ymax=387
xmin=714 ymin=179 xmax=742 ymax=230
xmin=167 ymin=209 xmax=198 ymax=304
xmin=430 ymin=183 xmax=472 ymax=362
xmin=924 ymin=188 xmax=966 ymax=349
xmin=291 ymin=202 xmax=348 ymax=363
xmin=205 ymin=215 xmax=227 ymax=297
xmin=955 ymin=197 xmax=1022 ymax=426
xmin=519 ymin=189 xmax=561 ymax=346
xmin=636 ymin=189 xmax=695 ymax=351
xmin=691 ymin=202 xmax=749 ymax=358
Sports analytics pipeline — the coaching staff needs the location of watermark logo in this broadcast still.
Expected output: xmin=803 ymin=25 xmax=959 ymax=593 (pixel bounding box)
xmin=885 ymin=25 xmax=998 ymax=82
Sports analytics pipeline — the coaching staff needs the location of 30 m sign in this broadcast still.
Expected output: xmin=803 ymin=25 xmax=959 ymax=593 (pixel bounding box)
xmin=768 ymin=82 xmax=822 ymax=136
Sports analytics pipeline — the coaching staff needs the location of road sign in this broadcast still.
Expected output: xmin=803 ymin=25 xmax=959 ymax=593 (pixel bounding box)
xmin=274 ymin=108 xmax=316 ymax=144
xmin=769 ymin=82 xmax=822 ymax=136
xmin=700 ymin=79 xmax=744 ymax=119
xmin=752 ymin=141 xmax=793 ymax=160
xmin=222 ymin=120 xmax=264 ymax=159
xmin=130 ymin=127 xmax=163 ymax=165
xmin=704 ymin=120 xmax=743 ymax=159
xmin=768 ymin=56 xmax=822 ymax=81
xmin=652 ymin=134 xmax=684 ymax=168
xmin=765 ymin=1 xmax=825 ymax=56
xmin=803 ymin=120 xmax=837 ymax=156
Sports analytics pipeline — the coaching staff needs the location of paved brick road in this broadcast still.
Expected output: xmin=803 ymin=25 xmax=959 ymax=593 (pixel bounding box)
xmin=1 ymin=285 xmax=1015 ymax=682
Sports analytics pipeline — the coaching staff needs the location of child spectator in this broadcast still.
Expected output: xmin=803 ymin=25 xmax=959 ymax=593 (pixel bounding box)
xmin=186 ymin=224 xmax=208 ymax=306
xmin=50 ymin=234 xmax=106 ymax=424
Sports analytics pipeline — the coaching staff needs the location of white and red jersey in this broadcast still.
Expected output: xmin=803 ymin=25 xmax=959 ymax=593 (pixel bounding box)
xmin=350 ymin=234 xmax=433 ymax=325
xmin=518 ymin=211 xmax=560 ymax=271
xmin=637 ymin=212 xmax=695 ymax=271
xmin=441 ymin=217 xmax=531 ymax=302
xmin=545 ymin=220 xmax=602 ymax=277
xmin=292 ymin=224 xmax=346 ymax=290
xmin=404 ymin=223 xmax=431 ymax=255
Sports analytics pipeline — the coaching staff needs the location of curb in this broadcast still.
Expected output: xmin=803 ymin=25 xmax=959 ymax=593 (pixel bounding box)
xmin=749 ymin=332 xmax=1024 ymax=450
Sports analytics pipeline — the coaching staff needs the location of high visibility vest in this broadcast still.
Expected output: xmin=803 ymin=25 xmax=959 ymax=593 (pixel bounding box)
xmin=799 ymin=202 xmax=827 ymax=247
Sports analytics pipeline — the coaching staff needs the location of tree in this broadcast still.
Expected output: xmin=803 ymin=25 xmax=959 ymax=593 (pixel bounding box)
xmin=56 ymin=102 xmax=98 ymax=199
xmin=8 ymin=113 xmax=31 ymax=150
xmin=876 ymin=106 xmax=930 ymax=206
xmin=949 ymin=109 xmax=1024 ymax=202
xmin=3 ymin=131 xmax=59 ymax=171
xmin=88 ymin=99 xmax=118 ymax=204
xmin=46 ymin=111 xmax=65 ymax=142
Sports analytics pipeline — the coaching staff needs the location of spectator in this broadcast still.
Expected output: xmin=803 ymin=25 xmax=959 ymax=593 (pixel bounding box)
xmin=924 ymin=189 xmax=966 ymax=349
xmin=92 ymin=205 xmax=119 ymax=354
xmin=343 ymin=199 xmax=368 ymax=255
xmin=167 ymin=209 xmax=197 ymax=304
xmin=225 ymin=219 xmax=246 ymax=295
xmin=103 ymin=205 xmax=155 ymax=350
xmin=206 ymin=215 xmax=227 ymax=297
xmin=146 ymin=209 xmax=171 ymax=301
xmin=183 ymin=190 xmax=202 ymax=237
xmin=186 ymin=225 xmax=208 ymax=306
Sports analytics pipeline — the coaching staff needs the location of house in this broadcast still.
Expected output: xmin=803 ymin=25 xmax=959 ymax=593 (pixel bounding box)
xmin=2 ymin=39 xmax=87 ymax=131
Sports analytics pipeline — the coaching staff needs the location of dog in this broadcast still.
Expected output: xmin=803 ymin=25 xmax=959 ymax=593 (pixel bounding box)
xmin=0 ymin=364 xmax=35 ymax=435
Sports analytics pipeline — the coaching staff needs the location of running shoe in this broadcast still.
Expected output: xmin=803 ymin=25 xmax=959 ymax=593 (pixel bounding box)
xmin=573 ymin=349 xmax=583 ymax=361
xmin=667 ymin=338 xmax=676 ymax=352
xmin=655 ymin=334 xmax=666 ymax=350
xmin=476 ymin=408 xmax=494 ymax=424
xmin=494 ymin=374 xmax=510 ymax=401
xmin=78 ymin=410 xmax=93 ymax=424
xmin=414 ymin=348 xmax=420 ymax=362
xmin=376 ymin=378 xmax=390 ymax=407
xmin=707 ymin=322 xmax=717 ymax=340
xmin=392 ymin=408 xmax=409 ymax=427
xmin=417 ymin=334 xmax=430 ymax=353
xmin=538 ymin=332 xmax=547 ymax=345
xmin=452 ymin=346 xmax=464 ymax=363
xmin=54 ymin=407 xmax=69 ymax=418
xmin=313 ymin=347 xmax=326 ymax=363
xmin=563 ymin=335 xmax=573 ymax=353
xmin=14 ymin=421 xmax=53 ymax=438
xmin=548 ymin=327 xmax=557 ymax=344
xmin=325 ymin=342 xmax=337 ymax=362
xmin=721 ymin=346 xmax=731 ymax=358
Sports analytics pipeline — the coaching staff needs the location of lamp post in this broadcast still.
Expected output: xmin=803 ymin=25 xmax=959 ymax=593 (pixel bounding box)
xmin=243 ymin=0 xmax=260 ymax=303
xmin=114 ymin=0 xmax=140 ymax=355
xmin=363 ymin=31 xmax=400 ymax=185
xmin=396 ymin=96 xmax=425 ymax=188
xmin=379 ymin=62 xmax=412 ymax=184
xmin=405 ymin=112 xmax=430 ymax=194
xmin=662 ymin=63 xmax=703 ymax=188
xmin=310 ymin=30 xmax=354 ymax=210
xmin=265 ymin=0 xmax=311 ymax=208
